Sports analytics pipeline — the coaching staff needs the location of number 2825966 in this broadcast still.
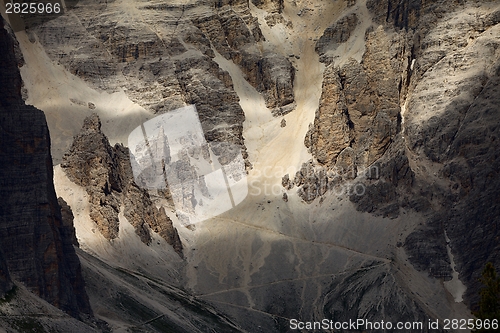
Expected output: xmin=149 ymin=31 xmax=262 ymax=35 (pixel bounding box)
xmin=5 ymin=2 xmax=61 ymax=14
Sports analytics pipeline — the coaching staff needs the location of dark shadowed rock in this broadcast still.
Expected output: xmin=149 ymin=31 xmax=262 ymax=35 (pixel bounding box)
xmin=150 ymin=207 xmax=183 ymax=256
xmin=0 ymin=248 xmax=13 ymax=299
xmin=299 ymin=0 xmax=500 ymax=309
xmin=58 ymin=197 xmax=79 ymax=247
xmin=0 ymin=17 xmax=92 ymax=318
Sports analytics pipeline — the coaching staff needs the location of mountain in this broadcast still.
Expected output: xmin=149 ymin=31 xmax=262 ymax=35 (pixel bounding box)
xmin=1 ymin=0 xmax=499 ymax=332
xmin=0 ymin=15 xmax=97 ymax=332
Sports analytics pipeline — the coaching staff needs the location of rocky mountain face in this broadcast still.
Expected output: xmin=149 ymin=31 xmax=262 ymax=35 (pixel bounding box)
xmin=0 ymin=16 xmax=92 ymax=320
xmin=295 ymin=0 xmax=500 ymax=309
xmin=61 ymin=113 xmax=183 ymax=256
xmin=194 ymin=0 xmax=295 ymax=115
xmin=28 ymin=0 xmax=299 ymax=163
xmin=5 ymin=0 xmax=500 ymax=331
xmin=0 ymin=248 xmax=13 ymax=299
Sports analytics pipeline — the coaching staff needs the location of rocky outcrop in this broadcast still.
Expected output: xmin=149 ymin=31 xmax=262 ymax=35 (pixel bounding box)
xmin=404 ymin=21 xmax=500 ymax=304
xmin=61 ymin=114 xmax=122 ymax=240
xmin=174 ymin=54 xmax=249 ymax=166
xmin=192 ymin=2 xmax=295 ymax=115
xmin=31 ymin=1 xmax=249 ymax=166
xmin=316 ymin=13 xmax=358 ymax=62
xmin=283 ymin=159 xmax=365 ymax=204
xmin=61 ymin=114 xmax=183 ymax=256
xmin=0 ymin=18 xmax=91 ymax=318
xmin=304 ymin=0 xmax=500 ymax=307
xmin=296 ymin=28 xmax=402 ymax=202
xmin=348 ymin=137 xmax=415 ymax=218
xmin=29 ymin=0 xmax=296 ymax=167
xmin=323 ymin=265 xmax=444 ymax=333
xmin=304 ymin=65 xmax=351 ymax=167
xmin=116 ymin=143 xmax=183 ymax=256
xmin=363 ymin=0 xmax=500 ymax=304
xmin=366 ymin=0 xmax=423 ymax=30
xmin=305 ymin=26 xmax=401 ymax=182
xmin=251 ymin=0 xmax=284 ymax=13
xmin=12 ymin=0 xmax=500 ymax=328
xmin=149 ymin=207 xmax=183 ymax=255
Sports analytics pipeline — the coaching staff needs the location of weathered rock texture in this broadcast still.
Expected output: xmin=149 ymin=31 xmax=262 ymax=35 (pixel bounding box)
xmin=191 ymin=1 xmax=295 ymax=115
xmin=10 ymin=0 xmax=500 ymax=329
xmin=58 ymin=197 xmax=80 ymax=247
xmin=322 ymin=264 xmax=444 ymax=333
xmin=0 ymin=17 xmax=92 ymax=318
xmin=316 ymin=13 xmax=358 ymax=61
xmin=308 ymin=27 xmax=401 ymax=171
xmin=61 ymin=114 xmax=183 ymax=256
xmin=302 ymin=0 xmax=500 ymax=309
xmin=61 ymin=114 xmax=122 ymax=240
xmin=296 ymin=24 xmax=404 ymax=204
xmin=29 ymin=0 xmax=298 ymax=166
xmin=403 ymin=16 xmax=500 ymax=305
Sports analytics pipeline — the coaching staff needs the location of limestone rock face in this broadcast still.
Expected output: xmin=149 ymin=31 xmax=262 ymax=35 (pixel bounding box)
xmin=307 ymin=26 xmax=401 ymax=172
xmin=29 ymin=0 xmax=297 ymax=164
xmin=192 ymin=2 xmax=295 ymax=115
xmin=349 ymin=138 xmax=415 ymax=219
xmin=61 ymin=114 xmax=183 ymax=256
xmin=304 ymin=65 xmax=351 ymax=167
xmin=299 ymin=28 xmax=404 ymax=204
xmin=322 ymin=265 xmax=438 ymax=331
xmin=316 ymin=13 xmax=358 ymax=61
xmin=174 ymin=54 xmax=248 ymax=165
xmin=150 ymin=207 xmax=183 ymax=256
xmin=404 ymin=21 xmax=500 ymax=303
xmin=0 ymin=18 xmax=91 ymax=318
xmin=61 ymin=113 xmax=122 ymax=240
xmin=31 ymin=2 xmax=248 ymax=165
xmin=116 ymin=143 xmax=183 ymax=256
xmin=251 ymin=0 xmax=284 ymax=13
xmin=302 ymin=0 xmax=500 ymax=308
xmin=10 ymin=0 xmax=500 ymax=330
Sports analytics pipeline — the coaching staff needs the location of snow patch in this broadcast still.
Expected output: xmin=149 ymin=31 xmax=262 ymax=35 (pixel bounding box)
xmin=444 ymin=231 xmax=467 ymax=303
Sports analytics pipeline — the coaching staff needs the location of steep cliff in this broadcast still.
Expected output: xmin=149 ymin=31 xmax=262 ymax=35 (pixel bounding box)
xmin=9 ymin=0 xmax=500 ymax=331
xmin=0 ymin=16 xmax=92 ymax=319
xmin=303 ymin=0 xmax=500 ymax=309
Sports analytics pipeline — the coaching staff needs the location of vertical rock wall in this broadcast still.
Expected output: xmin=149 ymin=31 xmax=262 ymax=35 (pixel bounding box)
xmin=0 ymin=17 xmax=92 ymax=318
xmin=305 ymin=0 xmax=500 ymax=308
